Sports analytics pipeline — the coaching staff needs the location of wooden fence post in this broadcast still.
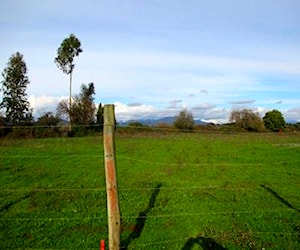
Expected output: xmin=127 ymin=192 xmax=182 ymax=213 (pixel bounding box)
xmin=103 ymin=104 xmax=121 ymax=250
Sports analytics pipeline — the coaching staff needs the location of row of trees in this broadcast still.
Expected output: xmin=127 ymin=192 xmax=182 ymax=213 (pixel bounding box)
xmin=174 ymin=109 xmax=287 ymax=132
xmin=0 ymin=33 xmax=295 ymax=137
xmin=0 ymin=34 xmax=104 ymax=137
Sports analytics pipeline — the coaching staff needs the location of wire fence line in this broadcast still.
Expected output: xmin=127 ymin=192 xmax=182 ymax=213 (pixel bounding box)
xmin=0 ymin=208 xmax=298 ymax=221
xmin=1 ymin=153 xmax=299 ymax=193
xmin=0 ymin=124 xmax=103 ymax=129
xmin=1 ymin=155 xmax=104 ymax=158
xmin=116 ymin=155 xmax=300 ymax=166
xmin=2 ymin=153 xmax=300 ymax=165
xmin=1 ymin=132 xmax=299 ymax=248
xmin=3 ymin=122 xmax=297 ymax=133
xmin=1 ymin=183 xmax=298 ymax=193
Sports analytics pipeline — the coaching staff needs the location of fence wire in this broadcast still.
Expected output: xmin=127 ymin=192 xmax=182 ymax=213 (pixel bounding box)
xmin=1 ymin=131 xmax=299 ymax=249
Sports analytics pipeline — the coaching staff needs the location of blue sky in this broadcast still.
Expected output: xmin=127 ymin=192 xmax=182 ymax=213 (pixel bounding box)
xmin=0 ymin=0 xmax=299 ymax=122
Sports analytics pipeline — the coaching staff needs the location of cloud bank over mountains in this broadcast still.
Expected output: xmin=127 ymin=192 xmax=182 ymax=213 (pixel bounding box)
xmin=28 ymin=95 xmax=300 ymax=124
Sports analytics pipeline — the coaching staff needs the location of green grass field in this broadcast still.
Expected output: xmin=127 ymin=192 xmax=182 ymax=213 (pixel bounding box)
xmin=1 ymin=132 xmax=300 ymax=249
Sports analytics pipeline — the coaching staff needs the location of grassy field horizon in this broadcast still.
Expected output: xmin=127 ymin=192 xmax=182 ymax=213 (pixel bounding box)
xmin=1 ymin=132 xmax=300 ymax=249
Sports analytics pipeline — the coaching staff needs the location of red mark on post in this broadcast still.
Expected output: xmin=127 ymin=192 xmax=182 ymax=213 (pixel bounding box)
xmin=100 ymin=239 xmax=105 ymax=250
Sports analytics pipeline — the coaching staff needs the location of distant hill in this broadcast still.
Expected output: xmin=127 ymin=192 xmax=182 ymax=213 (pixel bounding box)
xmin=118 ymin=116 xmax=209 ymax=126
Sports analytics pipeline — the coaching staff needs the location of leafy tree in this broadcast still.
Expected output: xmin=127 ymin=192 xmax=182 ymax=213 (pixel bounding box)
xmin=54 ymin=34 xmax=82 ymax=130
xmin=174 ymin=109 xmax=195 ymax=131
xmin=230 ymin=109 xmax=265 ymax=132
xmin=72 ymin=82 xmax=96 ymax=125
xmin=57 ymin=82 xmax=96 ymax=127
xmin=263 ymin=110 xmax=286 ymax=132
xmin=0 ymin=52 xmax=33 ymax=125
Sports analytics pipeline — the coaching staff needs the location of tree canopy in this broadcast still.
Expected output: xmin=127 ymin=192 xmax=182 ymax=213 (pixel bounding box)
xmin=54 ymin=34 xmax=82 ymax=75
xmin=0 ymin=52 xmax=32 ymax=125
xmin=263 ymin=110 xmax=286 ymax=132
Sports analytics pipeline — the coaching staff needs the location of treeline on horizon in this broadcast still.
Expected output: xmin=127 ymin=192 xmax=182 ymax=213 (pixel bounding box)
xmin=1 ymin=34 xmax=299 ymax=138
xmin=1 ymin=106 xmax=300 ymax=138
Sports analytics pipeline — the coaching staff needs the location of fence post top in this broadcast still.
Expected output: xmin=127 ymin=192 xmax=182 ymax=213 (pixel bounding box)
xmin=103 ymin=105 xmax=115 ymax=127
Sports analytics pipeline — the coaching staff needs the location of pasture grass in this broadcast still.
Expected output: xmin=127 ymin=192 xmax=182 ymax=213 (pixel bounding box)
xmin=0 ymin=132 xmax=300 ymax=249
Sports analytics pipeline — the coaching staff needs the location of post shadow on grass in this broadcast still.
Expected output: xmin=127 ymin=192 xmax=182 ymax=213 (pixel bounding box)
xmin=182 ymin=236 xmax=226 ymax=250
xmin=260 ymin=184 xmax=300 ymax=213
xmin=120 ymin=183 xmax=162 ymax=250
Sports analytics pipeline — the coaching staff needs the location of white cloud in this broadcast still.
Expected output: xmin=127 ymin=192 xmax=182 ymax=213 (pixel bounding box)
xmin=114 ymin=101 xmax=156 ymax=121
xmin=284 ymin=107 xmax=300 ymax=123
xmin=28 ymin=95 xmax=67 ymax=118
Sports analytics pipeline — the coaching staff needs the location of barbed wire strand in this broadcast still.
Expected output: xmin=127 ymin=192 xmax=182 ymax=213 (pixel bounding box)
xmin=0 ymin=155 xmax=104 ymax=158
xmin=1 ymin=208 xmax=298 ymax=221
xmin=1 ymin=182 xmax=299 ymax=192
xmin=116 ymin=155 xmax=300 ymax=166
xmin=1 ymin=122 xmax=299 ymax=134
xmin=1 ymin=153 xmax=299 ymax=167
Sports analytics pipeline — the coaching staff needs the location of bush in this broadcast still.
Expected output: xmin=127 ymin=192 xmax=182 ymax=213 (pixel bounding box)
xmin=34 ymin=112 xmax=62 ymax=138
xmin=34 ymin=126 xmax=61 ymax=138
xmin=230 ymin=109 xmax=265 ymax=132
xmin=8 ymin=126 xmax=34 ymax=138
xmin=174 ymin=109 xmax=195 ymax=131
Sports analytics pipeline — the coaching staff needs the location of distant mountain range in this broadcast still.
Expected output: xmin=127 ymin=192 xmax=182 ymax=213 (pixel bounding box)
xmin=118 ymin=117 xmax=299 ymax=126
xmin=118 ymin=116 xmax=211 ymax=126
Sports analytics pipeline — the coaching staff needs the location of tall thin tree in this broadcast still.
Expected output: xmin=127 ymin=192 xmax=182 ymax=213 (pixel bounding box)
xmin=55 ymin=34 xmax=82 ymax=130
xmin=0 ymin=52 xmax=32 ymax=125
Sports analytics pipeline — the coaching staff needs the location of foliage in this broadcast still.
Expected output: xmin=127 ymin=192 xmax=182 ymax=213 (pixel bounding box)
xmin=71 ymin=82 xmax=96 ymax=126
xmin=263 ymin=109 xmax=286 ymax=132
xmin=230 ymin=109 xmax=265 ymax=132
xmin=173 ymin=109 xmax=195 ymax=131
xmin=0 ymin=52 xmax=33 ymax=125
xmin=34 ymin=112 xmax=61 ymax=138
xmin=54 ymin=34 xmax=82 ymax=75
xmin=57 ymin=83 xmax=96 ymax=136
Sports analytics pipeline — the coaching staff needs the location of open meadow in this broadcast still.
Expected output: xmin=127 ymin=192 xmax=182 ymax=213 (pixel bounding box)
xmin=0 ymin=131 xmax=300 ymax=249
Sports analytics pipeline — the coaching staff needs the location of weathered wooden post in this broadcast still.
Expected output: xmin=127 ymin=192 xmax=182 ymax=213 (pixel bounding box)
xmin=103 ymin=104 xmax=121 ymax=250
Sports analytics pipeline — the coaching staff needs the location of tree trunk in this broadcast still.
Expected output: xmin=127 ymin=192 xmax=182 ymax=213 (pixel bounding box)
xmin=69 ymin=72 xmax=72 ymax=131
